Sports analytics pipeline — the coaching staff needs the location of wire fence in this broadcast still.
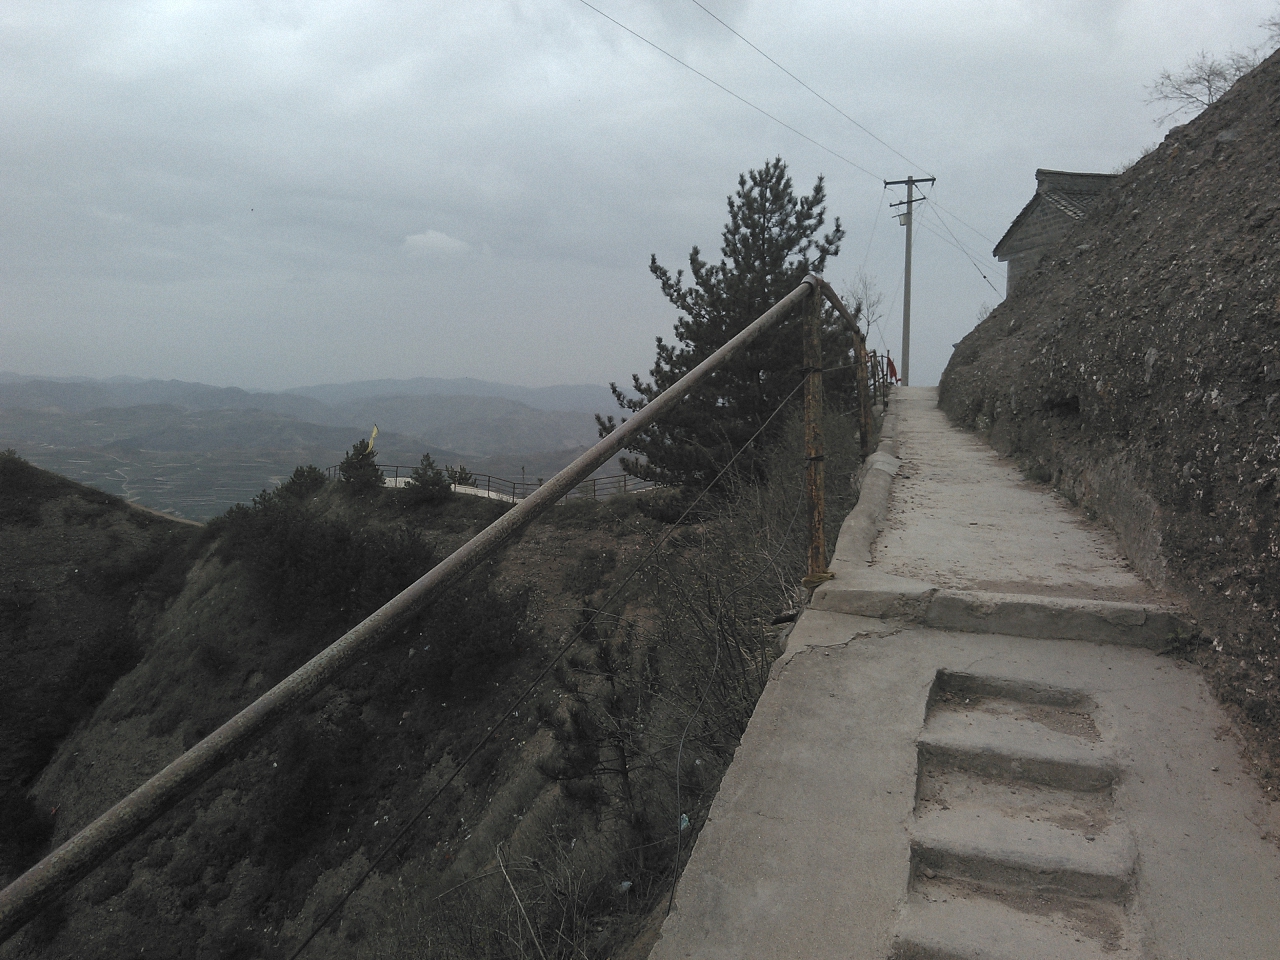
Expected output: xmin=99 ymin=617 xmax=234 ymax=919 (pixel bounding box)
xmin=321 ymin=464 xmax=659 ymax=503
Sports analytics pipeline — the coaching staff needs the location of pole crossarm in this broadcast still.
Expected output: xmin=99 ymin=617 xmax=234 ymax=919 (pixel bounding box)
xmin=0 ymin=280 xmax=824 ymax=945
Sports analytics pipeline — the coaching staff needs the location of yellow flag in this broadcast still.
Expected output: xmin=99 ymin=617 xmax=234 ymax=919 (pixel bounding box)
xmin=369 ymin=424 xmax=379 ymax=452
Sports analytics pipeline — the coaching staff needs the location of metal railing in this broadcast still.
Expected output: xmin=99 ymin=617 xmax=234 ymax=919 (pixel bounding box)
xmin=0 ymin=274 xmax=880 ymax=943
xmin=867 ymin=350 xmax=895 ymax=408
xmin=322 ymin=465 xmax=658 ymax=503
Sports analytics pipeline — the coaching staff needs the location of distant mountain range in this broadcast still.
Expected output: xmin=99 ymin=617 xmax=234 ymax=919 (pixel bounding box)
xmin=287 ymin=376 xmax=619 ymax=414
xmin=0 ymin=372 xmax=623 ymax=412
xmin=0 ymin=374 xmax=630 ymax=520
xmin=0 ymin=374 xmax=622 ymax=457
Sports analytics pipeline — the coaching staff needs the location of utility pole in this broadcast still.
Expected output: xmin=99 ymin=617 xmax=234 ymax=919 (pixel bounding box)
xmin=885 ymin=176 xmax=935 ymax=386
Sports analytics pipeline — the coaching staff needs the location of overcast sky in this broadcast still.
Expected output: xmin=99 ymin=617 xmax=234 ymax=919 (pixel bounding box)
xmin=2 ymin=1 xmax=1276 ymax=394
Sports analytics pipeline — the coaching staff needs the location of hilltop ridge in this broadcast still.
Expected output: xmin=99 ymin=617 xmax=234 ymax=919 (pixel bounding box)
xmin=286 ymin=375 xmax=618 ymax=414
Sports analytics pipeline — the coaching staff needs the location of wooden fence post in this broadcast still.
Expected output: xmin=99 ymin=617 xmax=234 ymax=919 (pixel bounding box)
xmin=804 ymin=286 xmax=826 ymax=582
xmin=853 ymin=328 xmax=872 ymax=458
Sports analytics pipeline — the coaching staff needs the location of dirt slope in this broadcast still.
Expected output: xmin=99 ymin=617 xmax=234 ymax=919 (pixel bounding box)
xmin=940 ymin=50 xmax=1280 ymax=786
xmin=0 ymin=452 xmax=196 ymax=890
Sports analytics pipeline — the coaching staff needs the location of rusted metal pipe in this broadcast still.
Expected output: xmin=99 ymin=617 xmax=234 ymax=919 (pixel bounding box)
xmin=0 ymin=279 xmax=820 ymax=945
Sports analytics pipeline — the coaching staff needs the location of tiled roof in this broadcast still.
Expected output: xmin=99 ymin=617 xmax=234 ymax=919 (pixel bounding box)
xmin=993 ymin=169 xmax=1119 ymax=259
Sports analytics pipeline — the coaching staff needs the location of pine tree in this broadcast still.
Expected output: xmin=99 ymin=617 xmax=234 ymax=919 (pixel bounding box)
xmin=278 ymin=464 xmax=327 ymax=500
xmin=599 ymin=157 xmax=857 ymax=488
xmin=338 ymin=439 xmax=384 ymax=494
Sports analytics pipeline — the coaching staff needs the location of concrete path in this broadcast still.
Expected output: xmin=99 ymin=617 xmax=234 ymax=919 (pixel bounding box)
xmin=649 ymin=387 xmax=1280 ymax=960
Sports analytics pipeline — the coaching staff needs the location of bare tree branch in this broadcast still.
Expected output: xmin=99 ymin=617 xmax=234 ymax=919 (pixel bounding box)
xmin=1146 ymin=48 xmax=1261 ymax=123
xmin=1263 ymin=12 xmax=1280 ymax=48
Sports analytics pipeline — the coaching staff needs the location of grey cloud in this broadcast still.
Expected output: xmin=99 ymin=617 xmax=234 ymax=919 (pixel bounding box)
xmin=1 ymin=0 xmax=1275 ymax=390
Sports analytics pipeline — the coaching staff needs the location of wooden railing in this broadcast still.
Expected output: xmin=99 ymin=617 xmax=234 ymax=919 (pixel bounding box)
xmin=0 ymin=274 xmax=884 ymax=943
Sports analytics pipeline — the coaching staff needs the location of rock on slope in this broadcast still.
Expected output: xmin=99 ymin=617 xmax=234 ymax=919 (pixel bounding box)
xmin=940 ymin=49 xmax=1280 ymax=784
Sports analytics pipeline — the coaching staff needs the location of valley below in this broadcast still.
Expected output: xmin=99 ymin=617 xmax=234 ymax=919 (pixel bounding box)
xmin=0 ymin=376 xmax=619 ymax=520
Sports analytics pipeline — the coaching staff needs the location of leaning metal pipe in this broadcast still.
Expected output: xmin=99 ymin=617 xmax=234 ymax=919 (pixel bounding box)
xmin=813 ymin=277 xmax=871 ymax=455
xmin=0 ymin=277 xmax=821 ymax=944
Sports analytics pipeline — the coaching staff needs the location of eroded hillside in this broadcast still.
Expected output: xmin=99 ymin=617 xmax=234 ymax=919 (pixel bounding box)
xmin=0 ymin=451 xmax=197 ymax=892
xmin=1 ymin=408 xmax=863 ymax=959
xmin=941 ymin=50 xmax=1280 ymax=785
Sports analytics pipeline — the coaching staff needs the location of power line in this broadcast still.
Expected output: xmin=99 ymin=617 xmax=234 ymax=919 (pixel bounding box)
xmin=572 ymin=0 xmax=884 ymax=182
xmin=913 ymin=216 xmax=967 ymax=256
xmin=924 ymin=179 xmax=997 ymax=249
xmin=573 ymin=0 xmax=1006 ymax=288
xmin=917 ymin=220 xmax=1000 ymax=295
xmin=859 ymin=184 xmax=888 ymax=273
xmin=679 ymin=0 xmax=991 ymax=277
xmin=919 ymin=201 xmax=1000 ymax=294
xmin=931 ymin=199 xmax=998 ymax=247
xmin=569 ymin=3 xmax=1003 ymax=345
xmin=887 ymin=181 xmax=997 ymax=253
xmin=685 ymin=0 xmax=933 ymax=178
xmin=884 ymin=182 xmax=999 ymax=288
xmin=581 ymin=0 xmax=1003 ymax=264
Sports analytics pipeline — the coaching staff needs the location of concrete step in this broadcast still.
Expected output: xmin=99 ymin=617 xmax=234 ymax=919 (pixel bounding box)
xmin=911 ymin=806 xmax=1137 ymax=902
xmin=812 ymin=579 xmax=1190 ymax=648
xmin=918 ymin=711 xmax=1121 ymax=792
xmin=915 ymin=765 xmax=1117 ymax=844
xmin=924 ymin=589 xmax=1189 ymax=648
xmin=929 ymin=669 xmax=1096 ymax=711
xmin=890 ymin=888 xmax=1135 ymax=960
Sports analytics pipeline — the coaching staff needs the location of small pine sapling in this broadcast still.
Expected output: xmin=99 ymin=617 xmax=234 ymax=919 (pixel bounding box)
xmin=446 ymin=464 xmax=475 ymax=488
xmin=404 ymin=452 xmax=452 ymax=504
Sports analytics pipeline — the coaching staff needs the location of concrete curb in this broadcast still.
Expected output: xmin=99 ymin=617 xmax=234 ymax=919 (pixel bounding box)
xmin=811 ymin=391 xmax=1193 ymax=647
xmin=809 ymin=407 xmax=903 ymax=601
